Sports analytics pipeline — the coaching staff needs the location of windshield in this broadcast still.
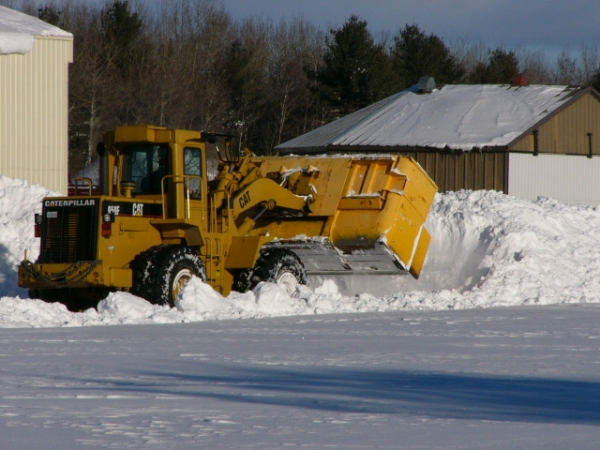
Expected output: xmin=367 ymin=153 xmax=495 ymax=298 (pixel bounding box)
xmin=122 ymin=144 xmax=169 ymax=194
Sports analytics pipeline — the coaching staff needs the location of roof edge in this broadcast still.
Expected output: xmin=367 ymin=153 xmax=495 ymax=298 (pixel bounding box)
xmin=506 ymin=85 xmax=592 ymax=149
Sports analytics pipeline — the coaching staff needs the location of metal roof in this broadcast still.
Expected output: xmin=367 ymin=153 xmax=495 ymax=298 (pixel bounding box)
xmin=276 ymin=84 xmax=583 ymax=154
xmin=0 ymin=6 xmax=72 ymax=55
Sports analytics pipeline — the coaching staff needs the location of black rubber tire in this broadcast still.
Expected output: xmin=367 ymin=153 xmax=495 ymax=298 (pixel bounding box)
xmin=234 ymin=248 xmax=306 ymax=294
xmin=131 ymin=245 xmax=206 ymax=306
xmin=130 ymin=245 xmax=163 ymax=298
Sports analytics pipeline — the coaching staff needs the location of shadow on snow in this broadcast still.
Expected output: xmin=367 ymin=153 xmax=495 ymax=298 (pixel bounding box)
xmin=0 ymin=243 xmax=26 ymax=298
xmin=64 ymin=363 xmax=600 ymax=425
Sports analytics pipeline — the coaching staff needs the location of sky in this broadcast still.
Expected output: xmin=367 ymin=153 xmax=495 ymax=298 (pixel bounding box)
xmin=218 ymin=0 xmax=600 ymax=59
xmin=4 ymin=0 xmax=598 ymax=60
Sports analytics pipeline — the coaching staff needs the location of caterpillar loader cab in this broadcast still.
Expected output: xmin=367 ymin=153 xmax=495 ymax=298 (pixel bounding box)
xmin=19 ymin=125 xmax=438 ymax=310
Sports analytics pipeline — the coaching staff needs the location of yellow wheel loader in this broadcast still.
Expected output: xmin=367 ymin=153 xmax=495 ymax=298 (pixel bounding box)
xmin=19 ymin=125 xmax=438 ymax=310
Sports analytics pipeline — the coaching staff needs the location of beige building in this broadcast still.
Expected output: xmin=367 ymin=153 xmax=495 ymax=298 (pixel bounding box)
xmin=277 ymin=78 xmax=600 ymax=205
xmin=0 ymin=6 xmax=73 ymax=193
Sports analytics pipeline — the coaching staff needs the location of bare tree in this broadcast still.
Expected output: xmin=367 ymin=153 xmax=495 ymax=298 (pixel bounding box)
xmin=11 ymin=0 xmax=600 ymax=169
xmin=579 ymin=43 xmax=599 ymax=85
xmin=131 ymin=0 xmax=233 ymax=132
xmin=552 ymin=50 xmax=579 ymax=85
xmin=262 ymin=17 xmax=323 ymax=151
xmin=448 ymin=35 xmax=488 ymax=79
xmin=515 ymin=47 xmax=552 ymax=83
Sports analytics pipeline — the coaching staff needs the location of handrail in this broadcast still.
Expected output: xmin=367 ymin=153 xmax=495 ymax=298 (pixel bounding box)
xmin=71 ymin=177 xmax=94 ymax=196
xmin=160 ymin=174 xmax=204 ymax=220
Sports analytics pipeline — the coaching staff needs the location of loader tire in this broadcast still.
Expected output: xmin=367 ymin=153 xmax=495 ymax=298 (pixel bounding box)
xmin=131 ymin=245 xmax=206 ymax=307
xmin=130 ymin=245 xmax=164 ymax=300
xmin=234 ymin=248 xmax=306 ymax=295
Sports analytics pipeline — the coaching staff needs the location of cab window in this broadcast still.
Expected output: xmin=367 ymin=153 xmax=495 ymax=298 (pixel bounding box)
xmin=122 ymin=144 xmax=168 ymax=194
xmin=184 ymin=147 xmax=202 ymax=198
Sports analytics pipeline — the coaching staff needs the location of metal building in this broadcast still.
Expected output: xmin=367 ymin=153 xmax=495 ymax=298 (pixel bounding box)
xmin=276 ymin=79 xmax=600 ymax=205
xmin=0 ymin=6 xmax=73 ymax=193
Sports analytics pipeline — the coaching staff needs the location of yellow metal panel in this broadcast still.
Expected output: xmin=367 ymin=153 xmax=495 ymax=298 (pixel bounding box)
xmin=344 ymin=163 xmax=369 ymax=195
xmin=393 ymin=157 xmax=437 ymax=220
xmin=254 ymin=219 xmax=328 ymax=240
xmin=252 ymin=156 xmax=353 ymax=216
xmin=409 ymin=227 xmax=431 ymax=278
xmin=330 ymin=209 xmax=381 ymax=246
xmin=337 ymin=196 xmax=384 ymax=210
xmin=225 ymin=236 xmax=270 ymax=269
xmin=110 ymin=268 xmax=133 ymax=287
xmin=119 ymin=217 xmax=149 ymax=232
xmin=377 ymin=191 xmax=422 ymax=266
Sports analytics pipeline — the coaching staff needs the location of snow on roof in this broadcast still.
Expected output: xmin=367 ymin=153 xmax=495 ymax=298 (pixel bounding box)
xmin=277 ymin=84 xmax=581 ymax=153
xmin=0 ymin=6 xmax=72 ymax=55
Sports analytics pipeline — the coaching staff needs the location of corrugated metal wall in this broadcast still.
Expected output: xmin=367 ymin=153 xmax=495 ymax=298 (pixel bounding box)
xmin=407 ymin=150 xmax=507 ymax=193
xmin=0 ymin=36 xmax=73 ymax=193
xmin=510 ymin=91 xmax=600 ymax=156
xmin=508 ymin=153 xmax=600 ymax=205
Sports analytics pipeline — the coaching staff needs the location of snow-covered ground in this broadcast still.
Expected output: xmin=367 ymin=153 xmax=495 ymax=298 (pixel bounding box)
xmin=1 ymin=175 xmax=600 ymax=448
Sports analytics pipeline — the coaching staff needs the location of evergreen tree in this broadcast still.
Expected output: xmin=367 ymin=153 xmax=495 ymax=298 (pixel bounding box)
xmin=316 ymin=15 xmax=398 ymax=117
xmin=221 ymin=38 xmax=269 ymax=152
xmin=37 ymin=3 xmax=61 ymax=26
xmin=591 ymin=69 xmax=600 ymax=92
xmin=100 ymin=0 xmax=143 ymax=77
xmin=468 ymin=48 xmax=520 ymax=84
xmin=391 ymin=23 xmax=464 ymax=88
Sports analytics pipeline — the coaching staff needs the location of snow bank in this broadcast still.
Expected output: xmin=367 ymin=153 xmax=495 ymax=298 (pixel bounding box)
xmin=0 ymin=176 xmax=58 ymax=298
xmin=1 ymin=174 xmax=600 ymax=328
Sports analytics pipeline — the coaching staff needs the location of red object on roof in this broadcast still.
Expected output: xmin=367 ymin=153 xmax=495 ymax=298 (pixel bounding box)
xmin=513 ymin=76 xmax=529 ymax=86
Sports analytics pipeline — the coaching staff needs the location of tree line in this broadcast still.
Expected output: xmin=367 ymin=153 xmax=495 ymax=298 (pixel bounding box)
xmin=4 ymin=0 xmax=600 ymax=176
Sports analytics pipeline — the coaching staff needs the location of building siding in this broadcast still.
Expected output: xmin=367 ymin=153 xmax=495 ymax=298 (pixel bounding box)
xmin=408 ymin=151 xmax=507 ymax=193
xmin=508 ymin=153 xmax=600 ymax=204
xmin=510 ymin=91 xmax=600 ymax=156
xmin=0 ymin=36 xmax=73 ymax=193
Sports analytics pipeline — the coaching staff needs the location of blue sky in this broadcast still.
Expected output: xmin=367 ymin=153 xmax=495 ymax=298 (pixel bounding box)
xmin=56 ymin=0 xmax=600 ymax=60
xmin=220 ymin=0 xmax=599 ymax=60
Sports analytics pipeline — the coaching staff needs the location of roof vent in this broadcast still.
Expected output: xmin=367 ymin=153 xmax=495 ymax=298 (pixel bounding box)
xmin=417 ymin=77 xmax=436 ymax=93
xmin=513 ymin=75 xmax=529 ymax=86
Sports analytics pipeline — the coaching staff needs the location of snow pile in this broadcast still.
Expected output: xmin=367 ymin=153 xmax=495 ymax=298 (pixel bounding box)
xmin=1 ymin=174 xmax=600 ymax=328
xmin=0 ymin=176 xmax=58 ymax=298
xmin=398 ymin=190 xmax=600 ymax=309
xmin=0 ymin=6 xmax=72 ymax=55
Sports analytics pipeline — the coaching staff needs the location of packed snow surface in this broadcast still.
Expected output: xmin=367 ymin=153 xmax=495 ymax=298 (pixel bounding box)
xmin=0 ymin=6 xmax=71 ymax=54
xmin=2 ymin=174 xmax=600 ymax=327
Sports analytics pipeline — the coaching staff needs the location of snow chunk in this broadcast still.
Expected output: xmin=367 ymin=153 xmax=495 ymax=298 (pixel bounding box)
xmin=0 ymin=296 xmax=73 ymax=328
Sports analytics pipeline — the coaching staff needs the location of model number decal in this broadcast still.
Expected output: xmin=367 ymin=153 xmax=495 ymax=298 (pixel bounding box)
xmin=102 ymin=201 xmax=162 ymax=218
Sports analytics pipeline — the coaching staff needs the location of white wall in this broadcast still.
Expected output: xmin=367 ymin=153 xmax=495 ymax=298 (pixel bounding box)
xmin=0 ymin=37 xmax=73 ymax=193
xmin=508 ymin=153 xmax=600 ymax=205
